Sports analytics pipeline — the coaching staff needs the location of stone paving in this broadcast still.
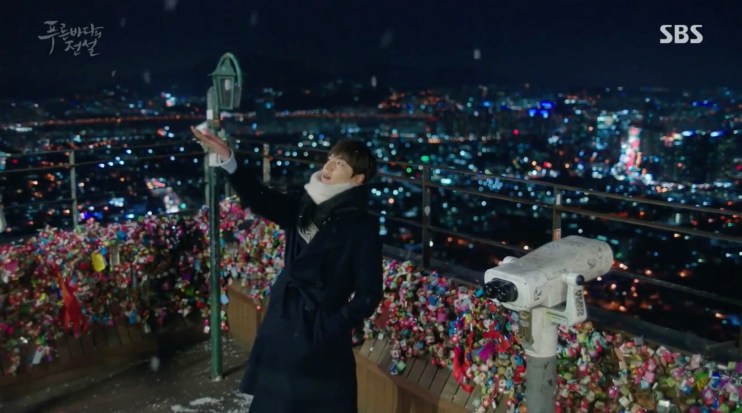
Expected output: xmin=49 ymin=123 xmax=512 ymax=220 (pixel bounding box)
xmin=7 ymin=338 xmax=253 ymax=413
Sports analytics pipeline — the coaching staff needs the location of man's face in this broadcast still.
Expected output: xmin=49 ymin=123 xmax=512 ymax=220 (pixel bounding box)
xmin=321 ymin=154 xmax=364 ymax=185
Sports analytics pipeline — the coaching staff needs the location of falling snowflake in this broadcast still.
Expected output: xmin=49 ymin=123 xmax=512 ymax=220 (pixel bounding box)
xmin=164 ymin=0 xmax=178 ymax=12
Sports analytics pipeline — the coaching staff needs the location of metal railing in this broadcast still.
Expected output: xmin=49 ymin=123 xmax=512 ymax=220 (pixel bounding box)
xmin=1 ymin=138 xmax=740 ymax=356
xmin=242 ymin=140 xmax=742 ymax=358
xmin=0 ymin=140 xmax=203 ymax=233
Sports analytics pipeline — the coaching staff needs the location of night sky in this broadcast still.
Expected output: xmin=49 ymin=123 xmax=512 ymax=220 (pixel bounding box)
xmin=1 ymin=0 xmax=741 ymax=99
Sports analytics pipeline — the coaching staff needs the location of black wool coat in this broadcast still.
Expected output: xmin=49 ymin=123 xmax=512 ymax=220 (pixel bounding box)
xmin=226 ymin=161 xmax=383 ymax=413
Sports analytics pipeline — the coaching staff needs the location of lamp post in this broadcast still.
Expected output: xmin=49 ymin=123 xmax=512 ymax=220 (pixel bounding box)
xmin=212 ymin=53 xmax=243 ymax=199
xmin=205 ymin=52 xmax=243 ymax=380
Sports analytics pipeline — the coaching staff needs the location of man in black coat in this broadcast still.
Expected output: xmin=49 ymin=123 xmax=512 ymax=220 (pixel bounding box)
xmin=191 ymin=126 xmax=383 ymax=413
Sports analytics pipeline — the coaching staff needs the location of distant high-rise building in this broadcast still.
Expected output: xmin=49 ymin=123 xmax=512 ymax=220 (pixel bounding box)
xmin=658 ymin=132 xmax=683 ymax=182
xmin=709 ymin=133 xmax=739 ymax=183
xmin=620 ymin=126 xmax=643 ymax=179
xmin=663 ymin=131 xmax=716 ymax=183
xmin=595 ymin=112 xmax=618 ymax=151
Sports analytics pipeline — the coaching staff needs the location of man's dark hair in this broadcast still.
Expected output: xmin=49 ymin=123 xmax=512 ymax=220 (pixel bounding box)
xmin=329 ymin=139 xmax=377 ymax=183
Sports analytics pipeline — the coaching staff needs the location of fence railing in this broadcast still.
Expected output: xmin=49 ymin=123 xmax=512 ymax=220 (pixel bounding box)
xmin=1 ymin=138 xmax=740 ymax=356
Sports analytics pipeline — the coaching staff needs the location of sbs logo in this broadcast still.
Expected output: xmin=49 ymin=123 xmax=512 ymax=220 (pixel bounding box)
xmin=660 ymin=25 xmax=703 ymax=44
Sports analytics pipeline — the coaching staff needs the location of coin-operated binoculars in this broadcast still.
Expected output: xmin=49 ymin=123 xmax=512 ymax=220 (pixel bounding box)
xmin=483 ymin=236 xmax=614 ymax=413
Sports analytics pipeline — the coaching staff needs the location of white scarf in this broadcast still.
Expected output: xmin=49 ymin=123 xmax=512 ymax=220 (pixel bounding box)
xmin=303 ymin=171 xmax=355 ymax=205
xmin=298 ymin=171 xmax=356 ymax=243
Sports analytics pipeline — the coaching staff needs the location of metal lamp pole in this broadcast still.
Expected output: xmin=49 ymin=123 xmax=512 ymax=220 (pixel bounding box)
xmin=206 ymin=86 xmax=223 ymax=381
xmin=205 ymin=52 xmax=243 ymax=381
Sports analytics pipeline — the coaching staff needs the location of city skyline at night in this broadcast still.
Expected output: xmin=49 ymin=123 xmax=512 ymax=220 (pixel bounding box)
xmin=1 ymin=80 xmax=739 ymax=344
xmin=2 ymin=3 xmax=742 ymax=412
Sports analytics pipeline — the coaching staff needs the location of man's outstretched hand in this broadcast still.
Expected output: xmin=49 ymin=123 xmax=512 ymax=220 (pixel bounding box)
xmin=190 ymin=126 xmax=231 ymax=160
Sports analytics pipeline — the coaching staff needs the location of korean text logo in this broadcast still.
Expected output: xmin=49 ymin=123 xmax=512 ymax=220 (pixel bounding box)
xmin=38 ymin=21 xmax=103 ymax=56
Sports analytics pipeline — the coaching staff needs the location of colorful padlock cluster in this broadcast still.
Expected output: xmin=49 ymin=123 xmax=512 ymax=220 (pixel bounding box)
xmin=0 ymin=200 xmax=281 ymax=375
xmin=0 ymin=199 xmax=740 ymax=412
xmin=357 ymin=255 xmax=741 ymax=412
